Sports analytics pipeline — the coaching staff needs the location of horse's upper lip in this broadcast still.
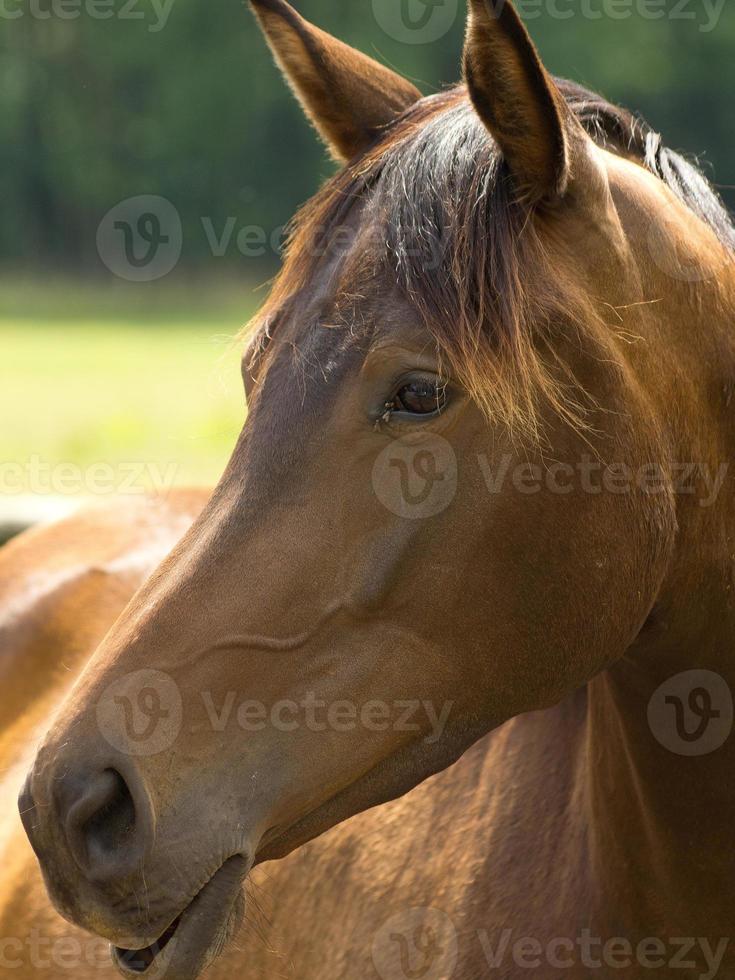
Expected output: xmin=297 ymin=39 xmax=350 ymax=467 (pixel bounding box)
xmin=110 ymin=855 xmax=249 ymax=980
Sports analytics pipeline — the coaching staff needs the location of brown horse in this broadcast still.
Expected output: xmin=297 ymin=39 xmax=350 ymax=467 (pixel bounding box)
xmin=5 ymin=0 xmax=735 ymax=977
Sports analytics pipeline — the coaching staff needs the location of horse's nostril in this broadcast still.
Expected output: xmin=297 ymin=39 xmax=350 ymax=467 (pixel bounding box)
xmin=64 ymin=768 xmax=139 ymax=879
xmin=84 ymin=770 xmax=136 ymax=859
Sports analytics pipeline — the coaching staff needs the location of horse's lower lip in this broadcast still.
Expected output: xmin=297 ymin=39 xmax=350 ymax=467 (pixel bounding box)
xmin=110 ymin=855 xmax=249 ymax=980
xmin=113 ymin=915 xmax=182 ymax=974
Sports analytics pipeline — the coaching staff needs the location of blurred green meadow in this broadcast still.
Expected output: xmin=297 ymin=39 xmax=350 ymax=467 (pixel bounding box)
xmin=1 ymin=279 xmax=260 ymax=498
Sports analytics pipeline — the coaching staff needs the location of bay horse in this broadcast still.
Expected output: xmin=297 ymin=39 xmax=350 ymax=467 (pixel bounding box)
xmin=4 ymin=0 xmax=735 ymax=977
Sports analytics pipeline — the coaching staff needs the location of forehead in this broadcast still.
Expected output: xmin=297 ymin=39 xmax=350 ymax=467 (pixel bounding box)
xmin=242 ymin=95 xmax=489 ymax=378
xmin=245 ymin=191 xmax=429 ymax=384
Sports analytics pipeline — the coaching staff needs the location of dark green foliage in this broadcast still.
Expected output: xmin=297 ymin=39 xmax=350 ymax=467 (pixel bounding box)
xmin=1 ymin=0 xmax=732 ymax=275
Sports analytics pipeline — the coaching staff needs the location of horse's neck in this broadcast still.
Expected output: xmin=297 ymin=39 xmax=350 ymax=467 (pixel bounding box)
xmin=583 ymin=258 xmax=735 ymax=933
xmin=586 ymin=626 xmax=735 ymax=923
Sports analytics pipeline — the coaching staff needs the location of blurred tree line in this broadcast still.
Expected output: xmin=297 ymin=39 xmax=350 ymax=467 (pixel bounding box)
xmin=1 ymin=0 xmax=732 ymax=277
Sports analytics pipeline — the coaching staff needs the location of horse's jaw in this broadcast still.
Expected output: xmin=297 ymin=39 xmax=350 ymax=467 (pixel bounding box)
xmin=111 ymin=855 xmax=249 ymax=980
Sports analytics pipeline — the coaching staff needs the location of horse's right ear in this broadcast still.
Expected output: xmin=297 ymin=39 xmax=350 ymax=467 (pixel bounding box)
xmin=249 ymin=0 xmax=421 ymax=162
xmin=464 ymin=0 xmax=585 ymax=204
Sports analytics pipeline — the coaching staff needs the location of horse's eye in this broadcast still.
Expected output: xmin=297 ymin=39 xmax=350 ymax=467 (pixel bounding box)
xmin=393 ymin=378 xmax=447 ymax=416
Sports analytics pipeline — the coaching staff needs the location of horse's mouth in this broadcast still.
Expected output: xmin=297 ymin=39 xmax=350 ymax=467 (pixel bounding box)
xmin=111 ymin=855 xmax=249 ymax=980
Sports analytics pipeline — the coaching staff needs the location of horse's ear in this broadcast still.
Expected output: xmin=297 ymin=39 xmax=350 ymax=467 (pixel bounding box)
xmin=249 ymin=0 xmax=422 ymax=162
xmin=464 ymin=0 xmax=577 ymax=203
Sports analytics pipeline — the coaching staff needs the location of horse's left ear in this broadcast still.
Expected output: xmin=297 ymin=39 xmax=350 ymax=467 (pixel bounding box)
xmin=249 ymin=0 xmax=422 ymax=162
xmin=464 ymin=0 xmax=583 ymax=203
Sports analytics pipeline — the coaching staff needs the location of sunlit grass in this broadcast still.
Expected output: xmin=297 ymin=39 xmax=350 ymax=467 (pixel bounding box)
xmin=1 ymin=279 xmax=263 ymax=496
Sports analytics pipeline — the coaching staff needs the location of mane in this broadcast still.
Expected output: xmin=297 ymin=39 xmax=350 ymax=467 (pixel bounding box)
xmin=250 ymin=82 xmax=735 ymax=440
xmin=559 ymin=80 xmax=735 ymax=251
